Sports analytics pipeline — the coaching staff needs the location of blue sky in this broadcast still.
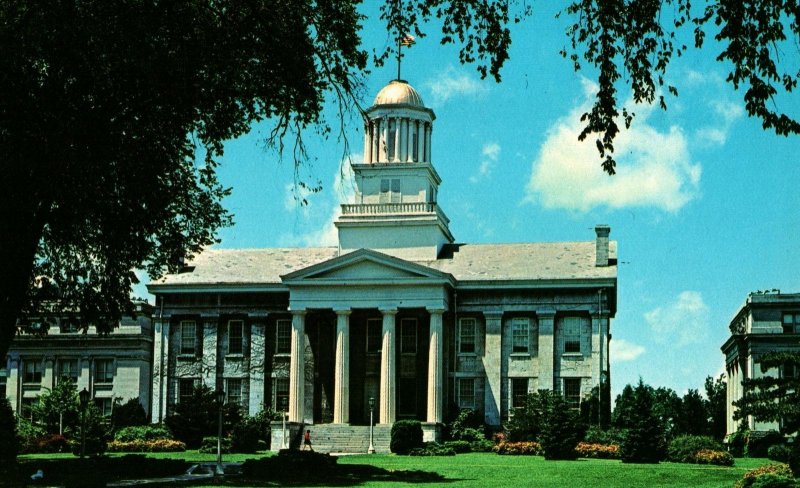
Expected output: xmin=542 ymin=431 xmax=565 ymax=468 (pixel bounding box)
xmin=138 ymin=4 xmax=800 ymax=400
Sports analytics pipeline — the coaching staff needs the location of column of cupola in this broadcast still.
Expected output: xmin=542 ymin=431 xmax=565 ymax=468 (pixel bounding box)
xmin=363 ymin=117 xmax=431 ymax=164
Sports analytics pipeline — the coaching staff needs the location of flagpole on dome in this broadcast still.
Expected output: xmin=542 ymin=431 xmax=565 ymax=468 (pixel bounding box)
xmin=397 ymin=33 xmax=415 ymax=81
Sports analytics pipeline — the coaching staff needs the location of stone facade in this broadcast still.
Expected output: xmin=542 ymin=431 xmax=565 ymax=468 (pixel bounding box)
xmin=722 ymin=292 xmax=800 ymax=437
xmin=147 ymin=80 xmax=618 ymax=447
xmin=3 ymin=300 xmax=153 ymax=419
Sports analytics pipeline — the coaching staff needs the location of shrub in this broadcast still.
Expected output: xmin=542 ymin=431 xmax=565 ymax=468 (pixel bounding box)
xmin=620 ymin=380 xmax=666 ymax=464
xmin=728 ymin=426 xmax=750 ymax=457
xmin=242 ymin=450 xmax=337 ymax=480
xmin=539 ymin=392 xmax=582 ymax=460
xmin=409 ymin=442 xmax=456 ymax=456
xmin=584 ymin=426 xmax=627 ymax=445
xmin=443 ymin=440 xmax=471 ymax=453
xmin=470 ymin=439 xmax=495 ymax=452
xmin=667 ymin=435 xmax=724 ymax=463
xmin=111 ymin=398 xmax=147 ymax=429
xmin=789 ymin=442 xmax=800 ymax=477
xmin=199 ymin=436 xmax=231 ymax=454
xmin=68 ymin=403 xmax=109 ymax=457
xmin=748 ymin=431 xmax=786 ymax=458
xmin=447 ymin=408 xmax=486 ymax=442
xmin=734 ymin=463 xmax=794 ymax=488
xmin=748 ymin=474 xmax=799 ymax=488
xmin=694 ymin=449 xmax=734 ymax=466
xmin=114 ymin=425 xmax=173 ymax=442
xmin=505 ymin=391 xmax=549 ymax=442
xmin=576 ymin=442 xmax=621 ymax=459
xmin=390 ymin=420 xmax=423 ymax=454
xmin=107 ymin=439 xmax=186 ymax=452
xmin=0 ymin=398 xmax=17 ymax=463
xmin=231 ymin=411 xmax=273 ymax=453
xmin=32 ymin=434 xmax=69 ymax=453
xmin=493 ymin=441 xmax=542 ymax=455
xmin=16 ymin=418 xmax=46 ymax=453
xmin=768 ymin=445 xmax=793 ymax=463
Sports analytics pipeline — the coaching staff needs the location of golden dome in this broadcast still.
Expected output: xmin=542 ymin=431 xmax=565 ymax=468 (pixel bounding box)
xmin=373 ymin=80 xmax=425 ymax=107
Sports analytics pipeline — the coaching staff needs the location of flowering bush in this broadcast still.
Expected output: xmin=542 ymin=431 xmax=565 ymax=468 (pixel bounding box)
xmin=106 ymin=439 xmax=186 ymax=452
xmin=576 ymin=442 xmax=620 ymax=459
xmin=493 ymin=441 xmax=542 ymax=455
xmin=694 ymin=449 xmax=734 ymax=466
xmin=114 ymin=425 xmax=172 ymax=442
xmin=734 ymin=463 xmax=794 ymax=488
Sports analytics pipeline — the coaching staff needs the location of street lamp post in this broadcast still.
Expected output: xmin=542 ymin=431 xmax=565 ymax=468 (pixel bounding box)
xmin=215 ymin=388 xmax=225 ymax=476
xmin=368 ymin=396 xmax=375 ymax=454
xmin=78 ymin=388 xmax=90 ymax=459
xmin=281 ymin=397 xmax=288 ymax=449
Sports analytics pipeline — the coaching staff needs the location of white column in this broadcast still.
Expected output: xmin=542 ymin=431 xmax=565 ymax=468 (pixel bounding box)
xmin=249 ymin=320 xmax=266 ymax=416
xmin=363 ymin=124 xmax=371 ymax=164
xmin=382 ymin=116 xmax=389 ymax=162
xmin=405 ymin=119 xmax=414 ymax=162
xmin=151 ymin=318 xmax=170 ymax=422
xmin=379 ymin=308 xmax=397 ymax=424
xmin=483 ymin=311 xmax=503 ymax=424
xmin=393 ymin=117 xmax=401 ymax=162
xmin=425 ymin=124 xmax=432 ymax=162
xmin=6 ymin=356 xmax=19 ymax=415
xmin=538 ymin=311 xmax=556 ymax=391
xmin=426 ymin=309 xmax=445 ymax=423
xmin=42 ymin=356 xmax=55 ymax=390
xmin=288 ymin=310 xmax=306 ymax=422
xmin=333 ymin=309 xmax=351 ymax=424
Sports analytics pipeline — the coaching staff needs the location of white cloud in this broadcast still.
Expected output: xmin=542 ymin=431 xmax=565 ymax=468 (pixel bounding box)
xmin=278 ymin=158 xmax=356 ymax=247
xmin=424 ymin=66 xmax=487 ymax=105
xmin=610 ymin=338 xmax=646 ymax=362
xmin=695 ymin=99 xmax=744 ymax=146
xmin=470 ymin=142 xmax=501 ymax=183
xmin=525 ymin=79 xmax=702 ymax=212
xmin=645 ymin=291 xmax=710 ymax=346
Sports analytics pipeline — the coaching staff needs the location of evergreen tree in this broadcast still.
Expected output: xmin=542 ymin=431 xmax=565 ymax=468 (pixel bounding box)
xmin=30 ymin=381 xmax=79 ymax=435
xmin=0 ymin=397 xmax=17 ymax=463
xmin=677 ymin=389 xmax=707 ymax=436
xmin=704 ymin=374 xmax=727 ymax=441
xmin=620 ymin=380 xmax=666 ymax=464
xmin=506 ymin=390 xmax=549 ymax=442
xmin=540 ymin=391 xmax=582 ymax=460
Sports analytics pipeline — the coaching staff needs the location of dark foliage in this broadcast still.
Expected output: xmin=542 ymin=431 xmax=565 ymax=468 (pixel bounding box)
xmin=409 ymin=442 xmax=456 ymax=456
xmin=111 ymin=398 xmax=147 ymax=429
xmin=747 ymin=431 xmax=786 ymax=458
xmin=114 ymin=425 xmax=173 ymax=442
xmin=390 ymin=420 xmax=424 ymax=454
xmin=506 ymin=390 xmax=550 ymax=442
xmin=0 ymin=397 xmax=17 ymax=463
xmin=231 ymin=410 xmax=274 ymax=453
xmin=164 ymin=384 xmax=240 ymax=449
xmin=199 ymin=435 xmax=231 ymax=454
xmin=667 ymin=435 xmax=724 ymax=463
xmin=620 ymin=380 xmax=666 ymax=464
xmin=69 ymin=402 xmax=110 ymax=457
xmin=584 ymin=425 xmax=628 ymax=445
xmin=445 ymin=408 xmax=486 ymax=442
xmin=767 ymin=444 xmax=792 ymax=463
xmin=242 ymin=450 xmax=338 ymax=479
xmin=579 ymin=376 xmax=612 ymax=429
xmin=705 ymin=375 xmax=728 ymax=441
xmin=539 ymin=391 xmax=583 ymax=460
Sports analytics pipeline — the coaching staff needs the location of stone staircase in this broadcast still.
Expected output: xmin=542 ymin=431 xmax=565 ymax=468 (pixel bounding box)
xmin=306 ymin=424 xmax=392 ymax=454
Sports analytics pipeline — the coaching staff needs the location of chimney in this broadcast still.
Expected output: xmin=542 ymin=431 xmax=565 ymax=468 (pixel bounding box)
xmin=595 ymin=225 xmax=611 ymax=267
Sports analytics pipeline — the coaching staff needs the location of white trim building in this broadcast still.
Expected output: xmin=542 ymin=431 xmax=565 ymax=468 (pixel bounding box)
xmin=148 ymin=79 xmax=618 ymax=438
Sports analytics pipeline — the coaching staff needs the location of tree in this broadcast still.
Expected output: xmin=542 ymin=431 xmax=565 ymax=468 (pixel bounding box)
xmin=580 ymin=376 xmax=612 ymax=429
xmin=111 ymin=397 xmax=148 ymax=430
xmin=620 ymin=380 xmax=666 ymax=463
xmin=506 ymin=390 xmax=550 ymax=442
xmin=704 ymin=374 xmax=727 ymax=441
xmin=539 ymin=391 xmax=583 ymax=460
xmin=164 ymin=384 xmax=241 ymax=449
xmin=30 ymin=381 xmax=80 ymax=435
xmin=3 ymin=1 xmax=798 ymax=362
xmin=734 ymin=351 xmax=800 ymax=475
xmin=0 ymin=397 xmax=17 ymax=464
xmin=676 ymin=389 xmax=707 ymax=436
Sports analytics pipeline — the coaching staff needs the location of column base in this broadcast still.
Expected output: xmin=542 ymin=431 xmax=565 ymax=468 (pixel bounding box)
xmin=269 ymin=421 xmax=304 ymax=452
xmin=421 ymin=422 xmax=443 ymax=443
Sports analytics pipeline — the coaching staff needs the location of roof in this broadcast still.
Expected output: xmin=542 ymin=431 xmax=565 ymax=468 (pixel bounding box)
xmin=373 ymin=80 xmax=424 ymax=107
xmin=150 ymin=240 xmax=616 ymax=288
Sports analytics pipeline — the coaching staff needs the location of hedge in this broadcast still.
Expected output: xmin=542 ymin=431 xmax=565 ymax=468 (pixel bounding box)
xmin=576 ymin=442 xmax=620 ymax=459
xmin=107 ymin=439 xmax=186 ymax=452
xmin=493 ymin=441 xmax=542 ymax=455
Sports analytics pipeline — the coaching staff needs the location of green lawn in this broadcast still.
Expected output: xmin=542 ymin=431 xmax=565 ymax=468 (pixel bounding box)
xmin=17 ymin=451 xmax=776 ymax=487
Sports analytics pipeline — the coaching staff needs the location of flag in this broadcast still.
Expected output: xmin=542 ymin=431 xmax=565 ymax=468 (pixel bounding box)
xmin=401 ymin=34 xmax=415 ymax=47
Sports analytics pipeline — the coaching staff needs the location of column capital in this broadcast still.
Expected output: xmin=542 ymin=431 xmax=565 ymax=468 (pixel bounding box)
xmin=379 ymin=307 xmax=398 ymax=316
xmin=536 ymin=308 xmax=557 ymax=319
xmin=333 ymin=308 xmax=352 ymax=316
xmin=426 ymin=308 xmax=446 ymax=315
xmin=290 ymin=309 xmax=307 ymax=317
xmin=482 ymin=310 xmax=504 ymax=320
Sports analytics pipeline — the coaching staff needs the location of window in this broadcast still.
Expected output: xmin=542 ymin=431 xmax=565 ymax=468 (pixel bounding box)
xmin=59 ymin=318 xmax=80 ymax=333
xmin=0 ymin=368 xmax=6 ymax=398
xmin=95 ymin=398 xmax=113 ymax=417
xmin=94 ymin=359 xmax=113 ymax=384
xmin=23 ymin=359 xmax=42 ymax=384
xmin=180 ymin=320 xmax=197 ymax=355
xmin=178 ymin=378 xmax=196 ymax=404
xmin=511 ymin=378 xmax=529 ymax=409
xmin=458 ymin=318 xmax=476 ymax=354
xmin=58 ymin=359 xmax=79 ymax=384
xmin=274 ymin=377 xmax=289 ymax=412
xmin=458 ymin=378 xmax=476 ymax=409
xmin=367 ymin=318 xmax=382 ymax=353
xmin=379 ymin=178 xmax=401 ymax=204
xmin=782 ymin=362 xmax=797 ymax=379
xmin=782 ymin=313 xmax=800 ymax=334
xmin=561 ymin=317 xmax=583 ymax=354
xmin=276 ymin=319 xmax=291 ymax=355
xmin=228 ymin=320 xmax=244 ymax=355
xmin=401 ymin=318 xmax=417 ymax=354
xmin=226 ymin=378 xmax=243 ymax=406
xmin=563 ymin=378 xmax=582 ymax=410
xmin=512 ymin=318 xmax=530 ymax=353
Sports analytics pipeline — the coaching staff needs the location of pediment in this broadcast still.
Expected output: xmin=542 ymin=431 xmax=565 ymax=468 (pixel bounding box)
xmin=281 ymin=248 xmax=451 ymax=285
